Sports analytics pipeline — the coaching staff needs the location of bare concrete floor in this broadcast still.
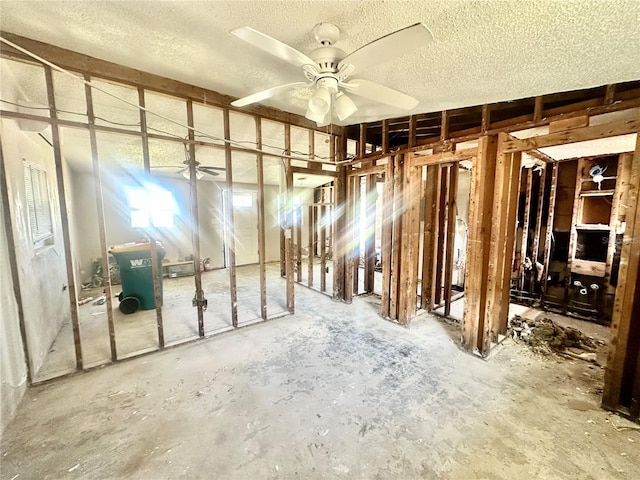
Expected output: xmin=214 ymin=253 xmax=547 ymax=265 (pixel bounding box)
xmin=2 ymin=285 xmax=639 ymax=479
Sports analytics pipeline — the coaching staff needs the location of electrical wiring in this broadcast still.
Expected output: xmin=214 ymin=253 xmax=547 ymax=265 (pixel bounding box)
xmin=0 ymin=35 xmax=339 ymax=164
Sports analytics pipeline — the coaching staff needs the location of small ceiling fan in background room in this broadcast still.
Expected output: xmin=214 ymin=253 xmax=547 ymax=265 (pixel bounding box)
xmin=151 ymin=161 xmax=225 ymax=179
xmin=230 ymin=22 xmax=434 ymax=126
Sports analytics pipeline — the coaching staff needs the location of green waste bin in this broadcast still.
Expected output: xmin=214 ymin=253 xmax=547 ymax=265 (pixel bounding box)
xmin=109 ymin=241 xmax=165 ymax=313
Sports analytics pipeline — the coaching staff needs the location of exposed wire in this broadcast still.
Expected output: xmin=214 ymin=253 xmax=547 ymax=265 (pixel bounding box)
xmin=0 ymin=35 xmax=339 ymax=163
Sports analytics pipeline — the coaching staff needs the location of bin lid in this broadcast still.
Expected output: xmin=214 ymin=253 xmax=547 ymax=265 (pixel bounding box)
xmin=109 ymin=241 xmax=164 ymax=253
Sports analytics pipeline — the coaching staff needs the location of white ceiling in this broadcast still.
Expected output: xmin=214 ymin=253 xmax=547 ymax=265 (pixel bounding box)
xmin=1 ymin=0 xmax=640 ymax=126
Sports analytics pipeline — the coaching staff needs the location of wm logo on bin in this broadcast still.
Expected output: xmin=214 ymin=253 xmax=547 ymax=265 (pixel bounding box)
xmin=130 ymin=258 xmax=152 ymax=268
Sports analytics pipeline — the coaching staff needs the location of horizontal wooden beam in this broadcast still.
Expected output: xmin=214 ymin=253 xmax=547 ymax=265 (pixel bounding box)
xmin=502 ymin=118 xmax=640 ymax=153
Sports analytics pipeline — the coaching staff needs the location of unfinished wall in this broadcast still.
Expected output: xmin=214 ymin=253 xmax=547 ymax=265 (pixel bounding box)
xmin=0 ymin=118 xmax=71 ymax=378
xmin=0 ymin=187 xmax=28 ymax=433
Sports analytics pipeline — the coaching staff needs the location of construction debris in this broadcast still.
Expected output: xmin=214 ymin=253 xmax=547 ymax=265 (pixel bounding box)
xmin=510 ymin=315 xmax=602 ymax=358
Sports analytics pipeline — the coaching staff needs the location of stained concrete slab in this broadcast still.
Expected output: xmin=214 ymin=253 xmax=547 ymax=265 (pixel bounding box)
xmin=1 ymin=285 xmax=639 ymax=479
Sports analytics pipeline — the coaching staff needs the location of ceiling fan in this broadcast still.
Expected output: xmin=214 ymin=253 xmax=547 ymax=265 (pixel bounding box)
xmin=230 ymin=22 xmax=434 ymax=126
xmin=151 ymin=161 xmax=225 ymax=180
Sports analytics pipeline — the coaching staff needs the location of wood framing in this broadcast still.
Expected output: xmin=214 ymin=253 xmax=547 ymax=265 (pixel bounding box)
xmin=462 ymin=136 xmax=497 ymax=353
xmin=444 ymin=165 xmax=459 ymax=317
xmin=223 ymin=110 xmax=239 ymax=326
xmin=380 ymin=160 xmax=394 ymax=318
xmin=255 ymin=117 xmax=268 ymax=320
xmin=603 ymin=134 xmax=640 ymax=417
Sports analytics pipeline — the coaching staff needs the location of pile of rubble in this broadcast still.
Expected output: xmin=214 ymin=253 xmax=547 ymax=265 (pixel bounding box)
xmin=510 ymin=315 xmax=602 ymax=361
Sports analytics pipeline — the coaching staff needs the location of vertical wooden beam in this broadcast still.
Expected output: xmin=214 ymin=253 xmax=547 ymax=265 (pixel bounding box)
xmin=421 ymin=164 xmax=439 ymax=310
xmin=359 ymin=123 xmax=366 ymax=158
xmin=364 ymin=174 xmax=377 ymax=293
xmin=380 ymin=160 xmax=394 ymax=317
xmin=519 ymin=168 xmax=533 ymax=290
xmin=409 ymin=115 xmax=417 ymax=148
xmin=333 ymin=136 xmax=348 ymax=301
xmin=434 ymin=167 xmax=449 ymax=305
xmin=284 ymin=124 xmax=294 ymax=312
xmin=320 ymin=203 xmax=327 ymax=292
xmin=462 ymin=137 xmax=497 ymax=353
xmin=428 ymin=165 xmax=444 ymax=310
xmin=382 ymin=119 xmax=389 ymax=154
xmin=296 ymin=205 xmax=302 ymax=283
xmin=223 ymin=110 xmax=238 ymax=326
xmin=351 ymin=176 xmax=360 ymax=295
xmin=481 ymin=104 xmax=490 ymax=133
xmin=444 ymin=164 xmax=459 ymax=316
xmin=440 ymin=111 xmax=449 ymax=141
xmin=138 ymin=88 xmax=165 ymax=344
xmin=186 ymin=100 xmax=205 ymax=336
xmin=389 ymin=154 xmax=404 ymax=319
xmin=530 ymin=165 xmax=547 ymax=264
xmin=398 ymin=157 xmax=422 ymax=324
xmin=495 ymin=150 xmax=523 ymax=337
xmin=605 ymin=153 xmax=632 ymax=286
xmin=540 ymin=162 xmax=559 ymax=307
xmin=603 ymin=134 xmax=640 ymax=411
xmin=604 ymin=84 xmax=616 ymax=105
xmin=308 ymin=205 xmax=314 ymax=287
xmin=533 ymin=96 xmax=544 ymax=122
xmin=44 ymin=66 xmax=82 ymax=370
xmin=255 ymin=117 xmax=267 ymax=319
xmin=483 ymin=136 xmax=522 ymax=352
xmin=85 ymin=77 xmax=117 ymax=359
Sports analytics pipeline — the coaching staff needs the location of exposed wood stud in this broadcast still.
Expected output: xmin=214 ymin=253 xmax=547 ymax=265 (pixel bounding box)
xmin=434 ymin=166 xmax=449 ymax=306
xmin=605 ymin=154 xmax=632 ymax=287
xmin=296 ymin=205 xmax=302 ymax=283
xmin=223 ymin=109 xmax=239 ymax=326
xmin=284 ymin=124 xmax=295 ymax=312
xmin=462 ymin=137 xmax=497 ymax=353
xmin=382 ymin=119 xmax=389 ymax=153
xmin=519 ymin=168 xmax=533 ymax=290
xmin=333 ymin=137 xmax=348 ymax=301
xmin=530 ymin=165 xmax=547 ymax=292
xmin=440 ymin=111 xmax=449 ymax=141
xmin=420 ymin=164 xmax=439 ymax=310
xmin=45 ymin=66 xmax=82 ymax=369
xmin=540 ymin=162 xmax=559 ymax=308
xmin=409 ymin=115 xmax=417 ymax=147
xmin=604 ymin=84 xmax=616 ymax=105
xmin=380 ymin=160 xmax=394 ymax=317
xmin=365 ymin=174 xmax=377 ymax=293
xmin=139 ymin=88 xmax=166 ymax=345
xmin=444 ymin=164 xmax=459 ymax=316
xmin=308 ymin=205 xmax=314 ymax=288
xmin=533 ymin=96 xmax=544 ymax=122
xmin=187 ymin=99 xmax=205 ymax=337
xmin=603 ymin=133 xmax=640 ymax=415
xmin=255 ymin=117 xmax=268 ymax=320
xmin=481 ymin=104 xmax=490 ymax=133
xmin=85 ymin=76 xmax=117 ymax=359
xmin=359 ymin=123 xmax=367 ymax=158
xmin=351 ymin=176 xmax=360 ymax=295
xmin=320 ymin=203 xmax=327 ymax=292
xmin=389 ymin=154 xmax=404 ymax=320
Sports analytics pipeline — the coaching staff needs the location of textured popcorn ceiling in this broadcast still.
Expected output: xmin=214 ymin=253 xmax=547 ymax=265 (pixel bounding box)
xmin=1 ymin=0 xmax=640 ymax=127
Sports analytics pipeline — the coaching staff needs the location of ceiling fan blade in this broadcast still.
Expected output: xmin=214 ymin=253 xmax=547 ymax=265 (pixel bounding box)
xmin=231 ymin=27 xmax=316 ymax=68
xmin=346 ymin=79 xmax=419 ymax=110
xmin=199 ymin=166 xmax=226 ymax=172
xmin=231 ymin=82 xmax=308 ymax=107
xmin=200 ymin=169 xmax=220 ymax=177
xmin=338 ymin=23 xmax=433 ymax=74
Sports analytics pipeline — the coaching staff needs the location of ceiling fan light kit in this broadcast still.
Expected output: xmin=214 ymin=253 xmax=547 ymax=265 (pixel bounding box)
xmin=230 ymin=22 xmax=434 ymax=126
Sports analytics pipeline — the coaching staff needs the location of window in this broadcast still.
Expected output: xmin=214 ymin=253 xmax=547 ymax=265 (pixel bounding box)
xmin=127 ymin=186 xmax=175 ymax=228
xmin=24 ymin=160 xmax=53 ymax=248
xmin=232 ymin=192 xmax=253 ymax=208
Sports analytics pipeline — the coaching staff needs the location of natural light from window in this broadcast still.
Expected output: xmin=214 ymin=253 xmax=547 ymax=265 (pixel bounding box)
xmin=127 ymin=186 xmax=176 ymax=228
